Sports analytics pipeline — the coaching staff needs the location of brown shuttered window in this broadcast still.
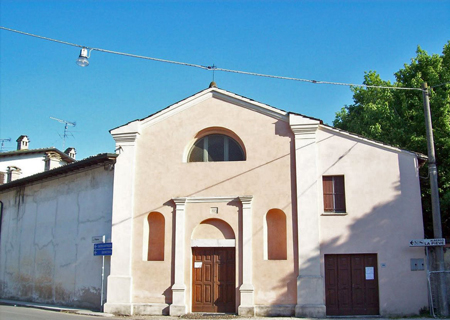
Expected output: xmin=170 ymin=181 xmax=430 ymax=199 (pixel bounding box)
xmin=323 ymin=176 xmax=346 ymax=213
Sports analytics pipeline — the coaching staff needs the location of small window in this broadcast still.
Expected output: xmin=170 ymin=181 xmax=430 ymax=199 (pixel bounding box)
xmin=323 ymin=176 xmax=346 ymax=213
xmin=188 ymin=134 xmax=245 ymax=162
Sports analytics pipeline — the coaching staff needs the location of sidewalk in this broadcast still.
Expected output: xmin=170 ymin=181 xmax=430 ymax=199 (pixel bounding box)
xmin=0 ymin=298 xmax=115 ymax=317
xmin=1 ymin=298 xmax=448 ymax=320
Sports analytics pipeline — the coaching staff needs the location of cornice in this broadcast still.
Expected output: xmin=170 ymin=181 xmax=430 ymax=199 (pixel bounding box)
xmin=111 ymin=132 xmax=140 ymax=145
xmin=290 ymin=123 xmax=319 ymax=137
xmin=211 ymin=91 xmax=288 ymax=121
xmin=173 ymin=195 xmax=253 ymax=204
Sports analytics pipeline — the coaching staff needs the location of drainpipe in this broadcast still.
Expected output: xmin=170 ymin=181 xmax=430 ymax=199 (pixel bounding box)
xmin=0 ymin=200 xmax=3 ymax=236
xmin=0 ymin=200 xmax=3 ymax=256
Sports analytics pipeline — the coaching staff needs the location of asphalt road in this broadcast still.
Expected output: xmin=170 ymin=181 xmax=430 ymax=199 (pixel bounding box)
xmin=0 ymin=305 xmax=103 ymax=320
xmin=1 ymin=305 xmax=449 ymax=320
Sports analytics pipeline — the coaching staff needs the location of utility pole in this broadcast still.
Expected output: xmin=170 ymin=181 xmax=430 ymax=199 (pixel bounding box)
xmin=422 ymin=82 xmax=449 ymax=316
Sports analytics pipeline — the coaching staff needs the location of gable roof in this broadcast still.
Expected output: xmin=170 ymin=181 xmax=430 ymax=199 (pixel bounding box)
xmin=319 ymin=123 xmax=427 ymax=165
xmin=111 ymin=86 xmax=322 ymax=135
xmin=109 ymin=85 xmax=427 ymax=164
xmin=0 ymin=147 xmax=76 ymax=163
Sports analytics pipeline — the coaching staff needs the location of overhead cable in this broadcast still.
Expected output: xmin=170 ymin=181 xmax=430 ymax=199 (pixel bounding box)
xmin=0 ymin=26 xmax=427 ymax=92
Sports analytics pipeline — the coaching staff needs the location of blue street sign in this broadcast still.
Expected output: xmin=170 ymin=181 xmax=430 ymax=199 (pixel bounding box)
xmin=94 ymin=242 xmax=113 ymax=256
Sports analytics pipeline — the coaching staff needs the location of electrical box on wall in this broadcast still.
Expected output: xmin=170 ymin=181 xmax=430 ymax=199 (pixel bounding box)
xmin=410 ymin=258 xmax=425 ymax=271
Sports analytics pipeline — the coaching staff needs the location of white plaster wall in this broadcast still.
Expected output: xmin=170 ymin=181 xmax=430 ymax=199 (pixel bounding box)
xmin=0 ymin=154 xmax=69 ymax=183
xmin=316 ymin=127 xmax=428 ymax=316
xmin=0 ymin=166 xmax=114 ymax=310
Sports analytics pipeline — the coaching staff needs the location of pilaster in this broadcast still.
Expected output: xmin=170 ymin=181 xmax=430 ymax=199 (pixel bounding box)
xmin=104 ymin=131 xmax=139 ymax=315
xmin=170 ymin=197 xmax=188 ymax=316
xmin=289 ymin=115 xmax=326 ymax=318
xmin=238 ymin=196 xmax=255 ymax=317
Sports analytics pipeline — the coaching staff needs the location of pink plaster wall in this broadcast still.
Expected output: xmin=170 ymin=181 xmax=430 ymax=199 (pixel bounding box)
xmin=130 ymin=96 xmax=296 ymax=308
xmin=120 ymin=92 xmax=426 ymax=315
xmin=317 ymin=128 xmax=428 ymax=315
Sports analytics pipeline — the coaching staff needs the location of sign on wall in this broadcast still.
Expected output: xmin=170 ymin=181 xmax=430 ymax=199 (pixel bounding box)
xmin=409 ymin=238 xmax=446 ymax=247
xmin=94 ymin=242 xmax=113 ymax=256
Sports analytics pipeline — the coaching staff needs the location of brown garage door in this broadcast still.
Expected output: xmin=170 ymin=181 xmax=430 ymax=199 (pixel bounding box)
xmin=325 ymin=254 xmax=379 ymax=316
xmin=192 ymin=247 xmax=235 ymax=313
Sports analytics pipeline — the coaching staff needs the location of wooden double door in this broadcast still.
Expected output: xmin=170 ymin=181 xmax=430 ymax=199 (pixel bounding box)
xmin=192 ymin=247 xmax=235 ymax=313
xmin=325 ymin=254 xmax=379 ymax=316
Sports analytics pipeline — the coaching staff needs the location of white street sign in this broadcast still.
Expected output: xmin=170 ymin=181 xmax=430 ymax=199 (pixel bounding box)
xmin=409 ymin=238 xmax=446 ymax=247
xmin=92 ymin=236 xmax=104 ymax=244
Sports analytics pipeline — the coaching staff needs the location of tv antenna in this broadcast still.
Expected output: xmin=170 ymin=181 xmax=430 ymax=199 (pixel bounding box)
xmin=0 ymin=138 xmax=11 ymax=152
xmin=50 ymin=117 xmax=76 ymax=149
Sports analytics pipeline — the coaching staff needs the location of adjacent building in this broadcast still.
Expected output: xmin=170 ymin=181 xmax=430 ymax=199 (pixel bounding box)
xmin=0 ymin=135 xmax=76 ymax=184
xmin=0 ymin=153 xmax=117 ymax=310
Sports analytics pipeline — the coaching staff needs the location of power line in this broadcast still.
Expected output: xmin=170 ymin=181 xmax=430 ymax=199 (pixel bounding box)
xmin=0 ymin=26 xmax=426 ymax=92
xmin=0 ymin=26 xmax=82 ymax=48
xmin=431 ymin=82 xmax=450 ymax=89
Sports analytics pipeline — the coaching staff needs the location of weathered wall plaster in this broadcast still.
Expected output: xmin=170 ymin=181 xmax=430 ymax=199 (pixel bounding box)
xmin=0 ymin=166 xmax=114 ymax=310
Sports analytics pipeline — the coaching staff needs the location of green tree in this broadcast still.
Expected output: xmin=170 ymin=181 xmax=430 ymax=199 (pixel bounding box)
xmin=334 ymin=41 xmax=450 ymax=238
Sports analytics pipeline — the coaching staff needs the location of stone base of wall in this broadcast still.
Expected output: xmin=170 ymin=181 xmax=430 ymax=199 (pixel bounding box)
xmin=134 ymin=303 xmax=169 ymax=315
xmin=295 ymin=304 xmax=326 ymax=318
xmin=103 ymin=303 xmax=308 ymax=317
xmin=103 ymin=303 xmax=132 ymax=315
xmin=255 ymin=304 xmax=295 ymax=317
xmin=104 ymin=302 xmax=169 ymax=316
xmin=238 ymin=305 xmax=255 ymax=317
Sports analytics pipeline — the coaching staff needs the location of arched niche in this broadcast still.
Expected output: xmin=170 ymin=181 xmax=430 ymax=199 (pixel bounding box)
xmin=264 ymin=209 xmax=287 ymax=260
xmin=191 ymin=218 xmax=236 ymax=247
xmin=143 ymin=211 xmax=165 ymax=261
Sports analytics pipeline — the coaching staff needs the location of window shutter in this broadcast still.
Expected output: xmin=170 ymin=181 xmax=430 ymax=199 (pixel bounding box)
xmin=323 ymin=176 xmax=334 ymax=212
xmin=334 ymin=176 xmax=346 ymax=212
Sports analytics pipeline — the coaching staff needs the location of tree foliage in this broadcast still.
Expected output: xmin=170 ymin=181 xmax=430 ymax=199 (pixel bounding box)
xmin=333 ymin=41 xmax=450 ymax=238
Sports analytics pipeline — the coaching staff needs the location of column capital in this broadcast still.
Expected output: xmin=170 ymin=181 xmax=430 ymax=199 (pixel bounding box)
xmin=173 ymin=197 xmax=187 ymax=208
xmin=290 ymin=123 xmax=319 ymax=138
xmin=238 ymin=195 xmax=253 ymax=208
xmin=112 ymin=132 xmax=140 ymax=146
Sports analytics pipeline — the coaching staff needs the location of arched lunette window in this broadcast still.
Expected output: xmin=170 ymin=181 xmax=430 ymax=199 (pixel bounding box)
xmin=188 ymin=134 xmax=245 ymax=162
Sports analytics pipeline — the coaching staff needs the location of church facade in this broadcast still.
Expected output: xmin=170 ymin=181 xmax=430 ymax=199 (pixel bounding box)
xmin=103 ymin=86 xmax=428 ymax=317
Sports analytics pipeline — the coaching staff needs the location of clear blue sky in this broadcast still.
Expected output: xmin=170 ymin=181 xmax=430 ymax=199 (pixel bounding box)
xmin=1 ymin=0 xmax=449 ymax=159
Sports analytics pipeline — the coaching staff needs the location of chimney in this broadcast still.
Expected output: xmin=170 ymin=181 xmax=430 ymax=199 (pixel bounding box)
xmin=7 ymin=166 xmax=22 ymax=182
xmin=16 ymin=135 xmax=30 ymax=151
xmin=64 ymin=147 xmax=76 ymax=160
xmin=45 ymin=152 xmax=62 ymax=171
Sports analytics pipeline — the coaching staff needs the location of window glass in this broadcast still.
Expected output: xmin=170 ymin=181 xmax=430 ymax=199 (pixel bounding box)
xmin=190 ymin=142 xmax=204 ymax=162
xmin=188 ymin=134 xmax=244 ymax=162
xmin=208 ymin=135 xmax=225 ymax=161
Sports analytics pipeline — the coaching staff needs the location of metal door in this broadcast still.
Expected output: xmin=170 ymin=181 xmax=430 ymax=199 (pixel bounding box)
xmin=325 ymin=254 xmax=379 ymax=315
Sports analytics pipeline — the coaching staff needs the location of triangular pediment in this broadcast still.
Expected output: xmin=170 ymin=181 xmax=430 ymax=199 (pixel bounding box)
xmin=110 ymin=87 xmax=290 ymax=137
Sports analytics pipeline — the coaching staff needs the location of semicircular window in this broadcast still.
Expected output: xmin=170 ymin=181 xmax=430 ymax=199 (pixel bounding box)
xmin=189 ymin=134 xmax=245 ymax=162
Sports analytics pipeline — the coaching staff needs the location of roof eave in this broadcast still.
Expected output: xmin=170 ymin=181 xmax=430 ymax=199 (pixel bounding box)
xmin=0 ymin=153 xmax=117 ymax=192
